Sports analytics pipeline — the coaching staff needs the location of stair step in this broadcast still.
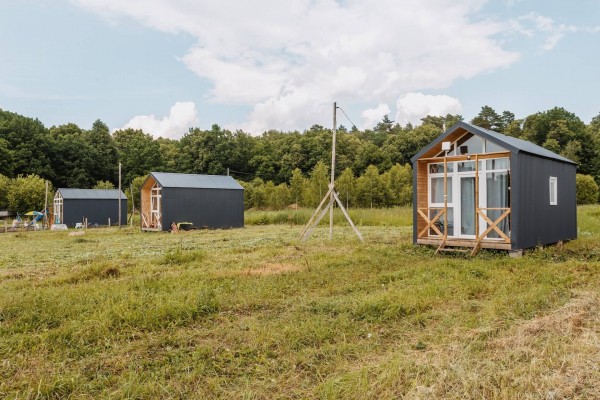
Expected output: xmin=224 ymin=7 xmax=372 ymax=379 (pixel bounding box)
xmin=438 ymin=248 xmax=470 ymax=253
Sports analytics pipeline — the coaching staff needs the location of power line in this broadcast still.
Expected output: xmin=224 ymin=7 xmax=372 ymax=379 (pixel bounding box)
xmin=337 ymin=106 xmax=358 ymax=130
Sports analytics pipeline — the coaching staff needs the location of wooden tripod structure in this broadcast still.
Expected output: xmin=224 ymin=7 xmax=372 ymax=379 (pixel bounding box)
xmin=299 ymin=102 xmax=363 ymax=242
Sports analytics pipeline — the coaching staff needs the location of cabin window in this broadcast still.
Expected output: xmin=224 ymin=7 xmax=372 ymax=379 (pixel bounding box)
xmin=549 ymin=177 xmax=558 ymax=205
xmin=456 ymin=134 xmax=484 ymax=155
xmin=430 ymin=177 xmax=453 ymax=203
xmin=435 ymin=133 xmax=507 ymax=157
xmin=429 ymin=163 xmax=453 ymax=174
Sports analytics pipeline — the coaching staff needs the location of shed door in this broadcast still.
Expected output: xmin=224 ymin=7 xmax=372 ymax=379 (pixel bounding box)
xmin=54 ymin=193 xmax=63 ymax=224
xmin=151 ymin=183 xmax=162 ymax=229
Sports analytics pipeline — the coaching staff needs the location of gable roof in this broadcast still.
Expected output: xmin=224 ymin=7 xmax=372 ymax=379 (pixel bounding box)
xmin=57 ymin=188 xmax=127 ymax=200
xmin=410 ymin=121 xmax=576 ymax=164
xmin=149 ymin=172 xmax=244 ymax=190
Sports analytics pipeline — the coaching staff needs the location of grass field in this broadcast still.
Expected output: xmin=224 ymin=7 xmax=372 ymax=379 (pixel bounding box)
xmin=1 ymin=206 xmax=600 ymax=399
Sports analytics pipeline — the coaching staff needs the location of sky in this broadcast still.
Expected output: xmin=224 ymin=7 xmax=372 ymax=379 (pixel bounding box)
xmin=1 ymin=0 xmax=599 ymax=139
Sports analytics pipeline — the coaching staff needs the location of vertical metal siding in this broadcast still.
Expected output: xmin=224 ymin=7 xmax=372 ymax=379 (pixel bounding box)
xmin=160 ymin=188 xmax=244 ymax=231
xmin=515 ymin=153 xmax=577 ymax=249
xmin=63 ymin=199 xmax=128 ymax=227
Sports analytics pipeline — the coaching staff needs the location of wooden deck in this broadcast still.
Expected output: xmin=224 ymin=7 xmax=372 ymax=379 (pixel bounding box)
xmin=417 ymin=237 xmax=512 ymax=251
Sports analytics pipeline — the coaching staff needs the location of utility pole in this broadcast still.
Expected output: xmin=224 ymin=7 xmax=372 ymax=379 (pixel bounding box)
xmin=329 ymin=102 xmax=336 ymax=239
xmin=300 ymin=102 xmax=363 ymax=242
xmin=44 ymin=180 xmax=49 ymax=229
xmin=118 ymin=162 xmax=122 ymax=229
xmin=130 ymin=183 xmax=135 ymax=227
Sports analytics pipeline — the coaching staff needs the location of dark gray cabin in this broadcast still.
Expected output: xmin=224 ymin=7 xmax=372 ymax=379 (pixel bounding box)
xmin=411 ymin=121 xmax=577 ymax=253
xmin=53 ymin=188 xmax=127 ymax=227
xmin=140 ymin=172 xmax=244 ymax=231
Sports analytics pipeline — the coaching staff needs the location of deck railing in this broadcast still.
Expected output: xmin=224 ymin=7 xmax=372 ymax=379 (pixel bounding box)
xmin=418 ymin=206 xmax=510 ymax=243
xmin=417 ymin=207 xmax=447 ymax=238
xmin=476 ymin=207 xmax=510 ymax=243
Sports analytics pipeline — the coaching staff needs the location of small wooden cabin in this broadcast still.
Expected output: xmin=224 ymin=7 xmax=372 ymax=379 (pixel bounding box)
xmin=411 ymin=122 xmax=577 ymax=254
xmin=53 ymin=188 xmax=127 ymax=227
xmin=140 ymin=172 xmax=244 ymax=231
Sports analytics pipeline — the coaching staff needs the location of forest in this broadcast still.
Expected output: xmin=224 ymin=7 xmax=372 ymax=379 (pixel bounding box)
xmin=1 ymin=105 xmax=600 ymax=213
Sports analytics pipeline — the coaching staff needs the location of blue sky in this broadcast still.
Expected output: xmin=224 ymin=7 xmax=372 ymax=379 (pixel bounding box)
xmin=1 ymin=0 xmax=599 ymax=138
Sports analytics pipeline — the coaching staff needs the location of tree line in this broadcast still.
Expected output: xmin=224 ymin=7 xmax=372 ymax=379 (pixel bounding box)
xmin=1 ymin=105 xmax=599 ymax=213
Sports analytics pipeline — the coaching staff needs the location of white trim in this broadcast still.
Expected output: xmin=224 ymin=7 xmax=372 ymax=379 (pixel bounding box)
xmin=53 ymin=191 xmax=63 ymax=224
xmin=549 ymin=176 xmax=558 ymax=205
xmin=427 ymin=157 xmax=510 ymax=238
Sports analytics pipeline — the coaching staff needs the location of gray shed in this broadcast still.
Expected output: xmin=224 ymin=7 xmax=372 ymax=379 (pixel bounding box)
xmin=53 ymin=188 xmax=127 ymax=227
xmin=411 ymin=121 xmax=577 ymax=254
xmin=140 ymin=172 xmax=244 ymax=231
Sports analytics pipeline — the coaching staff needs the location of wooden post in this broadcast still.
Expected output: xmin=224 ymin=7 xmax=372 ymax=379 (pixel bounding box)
xmin=475 ymin=155 xmax=479 ymax=238
xmin=300 ymin=102 xmax=362 ymax=243
xmin=443 ymin=153 xmax=448 ymax=239
xmin=330 ymin=102 xmax=336 ymax=240
xmin=129 ymin=184 xmax=135 ymax=227
xmin=118 ymin=162 xmax=122 ymax=229
xmin=44 ymin=180 xmax=49 ymax=229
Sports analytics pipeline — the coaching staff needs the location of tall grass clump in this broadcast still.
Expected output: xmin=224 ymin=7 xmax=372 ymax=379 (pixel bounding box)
xmin=160 ymin=248 xmax=206 ymax=265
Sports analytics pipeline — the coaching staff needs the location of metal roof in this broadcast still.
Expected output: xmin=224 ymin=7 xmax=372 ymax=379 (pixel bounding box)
xmin=57 ymin=188 xmax=127 ymax=200
xmin=150 ymin=172 xmax=244 ymax=190
xmin=411 ymin=121 xmax=576 ymax=164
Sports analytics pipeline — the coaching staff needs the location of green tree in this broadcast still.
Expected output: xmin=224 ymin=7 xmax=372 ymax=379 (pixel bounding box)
xmin=127 ymin=175 xmax=147 ymax=213
xmin=304 ymin=161 xmax=329 ymax=207
xmin=356 ymin=165 xmax=389 ymax=208
xmin=156 ymin=138 xmax=179 ymax=172
xmin=0 ymin=138 xmax=13 ymax=176
xmin=244 ymin=178 xmax=267 ymax=209
xmin=471 ymin=106 xmax=503 ymax=131
xmin=179 ymin=125 xmax=236 ymax=176
xmin=85 ymin=119 xmax=119 ymax=183
xmin=93 ymin=180 xmax=115 ymax=189
xmin=576 ymin=174 xmax=599 ymax=204
xmin=335 ymin=168 xmax=356 ymax=209
xmin=543 ymin=138 xmax=561 ymax=154
xmin=353 ymin=142 xmax=391 ymax=175
xmin=0 ymin=173 xmax=9 ymax=209
xmin=266 ymin=182 xmax=291 ymax=210
xmin=420 ymin=114 xmax=463 ymax=130
xmin=113 ymin=128 xmax=162 ymax=186
xmin=289 ymin=168 xmax=306 ymax=206
xmin=0 ymin=109 xmax=53 ymax=179
xmin=503 ymin=120 xmax=523 ymax=138
xmin=383 ymin=163 xmax=413 ymax=206
xmin=7 ymin=174 xmax=51 ymax=213
xmin=48 ymin=123 xmax=96 ymax=188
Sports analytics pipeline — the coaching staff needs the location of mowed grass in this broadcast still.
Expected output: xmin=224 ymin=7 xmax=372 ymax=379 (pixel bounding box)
xmin=0 ymin=206 xmax=599 ymax=399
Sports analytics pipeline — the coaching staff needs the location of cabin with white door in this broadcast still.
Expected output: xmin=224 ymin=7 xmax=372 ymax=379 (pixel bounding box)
xmin=53 ymin=188 xmax=127 ymax=227
xmin=411 ymin=122 xmax=577 ymax=255
xmin=140 ymin=172 xmax=244 ymax=231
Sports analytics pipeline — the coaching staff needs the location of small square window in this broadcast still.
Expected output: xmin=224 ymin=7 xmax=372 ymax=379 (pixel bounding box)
xmin=549 ymin=177 xmax=557 ymax=205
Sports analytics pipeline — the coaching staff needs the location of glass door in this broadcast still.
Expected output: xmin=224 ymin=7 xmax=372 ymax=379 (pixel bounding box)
xmin=459 ymin=175 xmax=476 ymax=237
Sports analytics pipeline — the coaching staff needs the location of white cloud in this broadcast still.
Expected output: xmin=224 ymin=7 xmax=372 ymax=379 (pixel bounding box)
xmin=121 ymin=102 xmax=198 ymax=139
xmin=511 ymin=12 xmax=597 ymax=51
xmin=73 ymin=0 xmax=521 ymax=133
xmin=395 ymin=93 xmax=462 ymax=126
xmin=361 ymin=104 xmax=391 ymax=129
